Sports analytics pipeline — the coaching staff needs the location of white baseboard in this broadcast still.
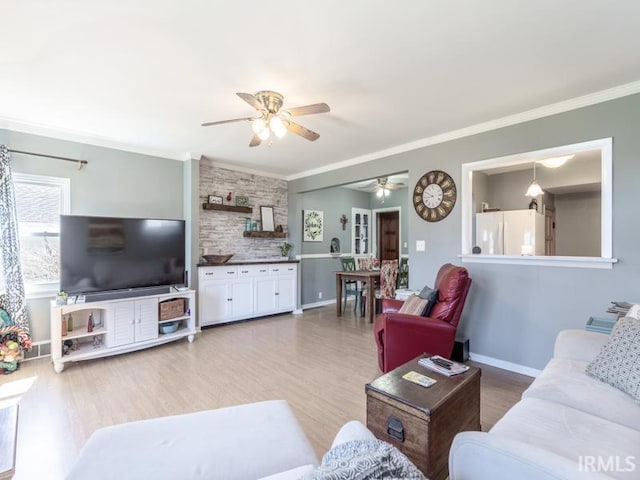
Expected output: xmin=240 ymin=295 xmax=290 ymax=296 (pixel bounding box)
xmin=469 ymin=352 xmax=541 ymax=378
xmin=301 ymin=299 xmax=336 ymax=310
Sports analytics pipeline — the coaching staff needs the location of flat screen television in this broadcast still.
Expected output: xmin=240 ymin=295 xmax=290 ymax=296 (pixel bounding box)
xmin=60 ymin=215 xmax=186 ymax=295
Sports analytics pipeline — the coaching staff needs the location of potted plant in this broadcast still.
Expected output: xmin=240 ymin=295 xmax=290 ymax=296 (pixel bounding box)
xmin=279 ymin=242 xmax=293 ymax=258
xmin=56 ymin=291 xmax=69 ymax=305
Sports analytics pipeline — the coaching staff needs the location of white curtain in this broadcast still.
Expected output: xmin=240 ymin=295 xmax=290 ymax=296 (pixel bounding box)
xmin=0 ymin=145 xmax=31 ymax=348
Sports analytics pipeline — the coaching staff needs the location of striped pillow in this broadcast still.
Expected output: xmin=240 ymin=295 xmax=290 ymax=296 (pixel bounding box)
xmin=398 ymin=294 xmax=429 ymax=316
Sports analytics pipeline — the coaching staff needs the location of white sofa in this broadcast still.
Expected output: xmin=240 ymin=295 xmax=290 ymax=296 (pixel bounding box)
xmin=449 ymin=329 xmax=640 ymax=480
xmin=66 ymin=399 xmax=375 ymax=480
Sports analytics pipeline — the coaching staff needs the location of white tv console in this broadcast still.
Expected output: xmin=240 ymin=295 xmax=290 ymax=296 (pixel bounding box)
xmin=50 ymin=289 xmax=196 ymax=373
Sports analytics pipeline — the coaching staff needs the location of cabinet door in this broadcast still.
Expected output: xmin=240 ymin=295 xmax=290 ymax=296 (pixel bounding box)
xmin=135 ymin=298 xmax=158 ymax=342
xmin=276 ymin=275 xmax=296 ymax=311
xmin=255 ymin=277 xmax=277 ymax=314
xmin=112 ymin=302 xmax=135 ymax=347
xmin=230 ymin=278 xmax=253 ymax=319
xmin=200 ymin=280 xmax=231 ymax=326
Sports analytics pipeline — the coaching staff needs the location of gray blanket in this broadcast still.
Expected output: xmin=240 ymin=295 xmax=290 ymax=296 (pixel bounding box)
xmin=299 ymin=439 xmax=428 ymax=479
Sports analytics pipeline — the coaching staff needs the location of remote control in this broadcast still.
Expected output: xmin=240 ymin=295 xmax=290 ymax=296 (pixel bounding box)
xmin=430 ymin=357 xmax=453 ymax=369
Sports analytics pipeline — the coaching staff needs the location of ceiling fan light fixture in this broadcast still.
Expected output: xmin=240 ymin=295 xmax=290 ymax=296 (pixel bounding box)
xmin=270 ymin=116 xmax=287 ymax=138
xmin=258 ymin=127 xmax=271 ymax=141
xmin=252 ymin=117 xmax=266 ymax=135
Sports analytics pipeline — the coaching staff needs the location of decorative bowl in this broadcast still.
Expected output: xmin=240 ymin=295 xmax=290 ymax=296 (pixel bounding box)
xmin=159 ymin=321 xmax=179 ymax=334
xmin=202 ymin=254 xmax=233 ymax=264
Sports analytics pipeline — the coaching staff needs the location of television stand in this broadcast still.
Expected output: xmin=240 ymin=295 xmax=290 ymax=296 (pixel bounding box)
xmin=50 ymin=289 xmax=196 ymax=373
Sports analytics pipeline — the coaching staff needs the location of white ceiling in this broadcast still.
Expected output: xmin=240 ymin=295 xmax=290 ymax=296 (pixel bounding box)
xmin=2 ymin=1 xmax=640 ymax=179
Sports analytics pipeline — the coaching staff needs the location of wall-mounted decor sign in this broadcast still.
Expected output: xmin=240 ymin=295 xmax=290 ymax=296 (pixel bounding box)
xmin=303 ymin=210 xmax=323 ymax=241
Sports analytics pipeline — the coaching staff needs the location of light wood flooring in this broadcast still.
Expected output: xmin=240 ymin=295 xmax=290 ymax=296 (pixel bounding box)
xmin=2 ymin=303 xmax=533 ymax=479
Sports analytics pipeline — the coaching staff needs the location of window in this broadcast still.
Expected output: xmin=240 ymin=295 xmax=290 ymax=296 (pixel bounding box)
xmin=460 ymin=138 xmax=616 ymax=269
xmin=0 ymin=173 xmax=70 ymax=294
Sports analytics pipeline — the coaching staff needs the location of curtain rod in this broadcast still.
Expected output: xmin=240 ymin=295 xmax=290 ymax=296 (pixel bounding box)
xmin=8 ymin=149 xmax=88 ymax=169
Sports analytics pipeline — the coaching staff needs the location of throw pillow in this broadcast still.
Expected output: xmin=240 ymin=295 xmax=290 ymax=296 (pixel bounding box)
xmin=586 ymin=316 xmax=640 ymax=402
xmin=300 ymin=439 xmax=427 ymax=480
xmin=398 ymin=295 xmax=429 ymax=316
xmin=418 ymin=286 xmax=438 ymax=316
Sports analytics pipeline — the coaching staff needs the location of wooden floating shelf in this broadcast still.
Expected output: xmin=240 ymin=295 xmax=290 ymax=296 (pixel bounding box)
xmin=202 ymin=203 xmax=252 ymax=214
xmin=243 ymin=231 xmax=287 ymax=238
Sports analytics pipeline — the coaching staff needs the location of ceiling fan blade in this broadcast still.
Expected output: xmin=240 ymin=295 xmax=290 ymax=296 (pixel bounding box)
xmin=283 ymin=103 xmax=330 ymax=117
xmin=201 ymin=117 xmax=254 ymax=127
xmin=286 ymin=121 xmax=320 ymax=141
xmin=237 ymin=92 xmax=266 ymax=112
xmin=249 ymin=134 xmax=262 ymax=147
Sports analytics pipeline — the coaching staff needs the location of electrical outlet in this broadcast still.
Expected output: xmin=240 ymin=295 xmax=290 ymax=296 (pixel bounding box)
xmin=318 ymin=291 xmax=323 ymax=299
xmin=403 ymin=242 xmax=408 ymax=248
xmin=416 ymin=240 xmax=426 ymax=252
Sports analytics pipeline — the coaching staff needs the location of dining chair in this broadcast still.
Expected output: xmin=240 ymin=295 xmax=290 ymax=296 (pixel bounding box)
xmin=397 ymin=258 xmax=409 ymax=289
xmin=340 ymin=257 xmax=362 ymax=313
xmin=357 ymin=257 xmax=373 ymax=271
xmin=361 ymin=259 xmax=398 ymax=316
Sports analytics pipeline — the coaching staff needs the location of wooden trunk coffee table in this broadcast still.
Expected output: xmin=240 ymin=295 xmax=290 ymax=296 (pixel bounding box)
xmin=365 ymin=356 xmax=481 ymax=480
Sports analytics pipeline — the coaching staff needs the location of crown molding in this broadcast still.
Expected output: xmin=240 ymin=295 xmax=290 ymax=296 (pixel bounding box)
xmin=286 ymin=80 xmax=640 ymax=181
xmin=0 ymin=116 xmax=186 ymax=161
xmin=200 ymin=156 xmax=287 ymax=180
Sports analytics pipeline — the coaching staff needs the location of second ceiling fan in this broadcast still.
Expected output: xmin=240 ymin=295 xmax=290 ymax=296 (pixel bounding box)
xmin=201 ymin=91 xmax=330 ymax=147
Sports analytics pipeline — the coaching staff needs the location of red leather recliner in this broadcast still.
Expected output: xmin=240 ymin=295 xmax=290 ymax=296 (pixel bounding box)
xmin=374 ymin=263 xmax=472 ymax=373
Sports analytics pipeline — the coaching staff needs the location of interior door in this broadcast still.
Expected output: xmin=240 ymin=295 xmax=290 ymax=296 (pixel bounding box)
xmin=377 ymin=211 xmax=399 ymax=261
xmin=545 ymin=206 xmax=556 ymax=255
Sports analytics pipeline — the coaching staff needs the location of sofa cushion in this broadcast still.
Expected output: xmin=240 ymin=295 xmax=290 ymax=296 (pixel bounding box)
xmin=398 ymin=295 xmax=429 ymax=316
xmin=586 ymin=317 xmax=640 ymax=402
xmin=490 ymin=397 xmax=640 ymax=480
xmin=417 ymin=286 xmax=438 ymax=316
xmin=523 ymin=357 xmax=640 ymax=431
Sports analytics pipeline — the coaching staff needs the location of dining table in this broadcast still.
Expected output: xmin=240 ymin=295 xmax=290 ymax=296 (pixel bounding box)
xmin=335 ymin=269 xmax=381 ymax=323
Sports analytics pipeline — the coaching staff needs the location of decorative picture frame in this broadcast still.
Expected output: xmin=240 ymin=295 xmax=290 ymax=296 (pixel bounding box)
xmin=208 ymin=195 xmax=223 ymax=205
xmin=303 ymin=210 xmax=324 ymax=242
xmin=235 ymin=195 xmax=249 ymax=207
xmin=260 ymin=206 xmax=275 ymax=232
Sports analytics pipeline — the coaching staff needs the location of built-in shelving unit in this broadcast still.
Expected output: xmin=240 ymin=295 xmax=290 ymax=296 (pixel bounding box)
xmin=202 ymin=203 xmax=252 ymax=214
xmin=242 ymin=231 xmax=286 ymax=238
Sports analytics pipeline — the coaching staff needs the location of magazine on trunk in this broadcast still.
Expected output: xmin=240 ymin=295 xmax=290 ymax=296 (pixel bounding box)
xmin=418 ymin=355 xmax=469 ymax=376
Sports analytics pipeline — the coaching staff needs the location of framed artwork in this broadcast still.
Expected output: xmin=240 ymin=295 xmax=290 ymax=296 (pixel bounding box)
xmin=235 ymin=195 xmax=249 ymax=207
xmin=208 ymin=195 xmax=223 ymax=205
xmin=260 ymin=206 xmax=275 ymax=232
xmin=303 ymin=210 xmax=324 ymax=242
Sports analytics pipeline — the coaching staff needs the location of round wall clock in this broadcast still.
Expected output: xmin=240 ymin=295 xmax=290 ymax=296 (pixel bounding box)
xmin=413 ymin=170 xmax=457 ymax=222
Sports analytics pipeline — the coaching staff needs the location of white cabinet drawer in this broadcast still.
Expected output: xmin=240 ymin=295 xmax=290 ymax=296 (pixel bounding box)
xmin=199 ymin=266 xmax=237 ymax=280
xmin=270 ymin=264 xmax=297 ymax=275
xmin=239 ymin=265 xmax=269 ymax=277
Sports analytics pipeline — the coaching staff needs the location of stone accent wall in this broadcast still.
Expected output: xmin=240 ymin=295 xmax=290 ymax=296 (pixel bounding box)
xmin=199 ymin=160 xmax=289 ymax=259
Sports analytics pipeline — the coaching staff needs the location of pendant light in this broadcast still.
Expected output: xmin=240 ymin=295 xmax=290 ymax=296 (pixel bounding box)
xmin=525 ymin=161 xmax=544 ymax=197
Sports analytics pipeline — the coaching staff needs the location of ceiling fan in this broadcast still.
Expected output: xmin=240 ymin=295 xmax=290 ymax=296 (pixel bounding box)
xmin=201 ymin=91 xmax=330 ymax=147
xmin=366 ymin=177 xmax=406 ymax=203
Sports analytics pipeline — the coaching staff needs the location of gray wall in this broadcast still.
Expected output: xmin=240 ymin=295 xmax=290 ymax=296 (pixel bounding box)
xmin=555 ymin=191 xmax=601 ymax=256
xmin=297 ymin=187 xmax=369 ymax=304
xmin=0 ymin=129 xmax=186 ymax=343
xmin=289 ymin=92 xmax=640 ymax=370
